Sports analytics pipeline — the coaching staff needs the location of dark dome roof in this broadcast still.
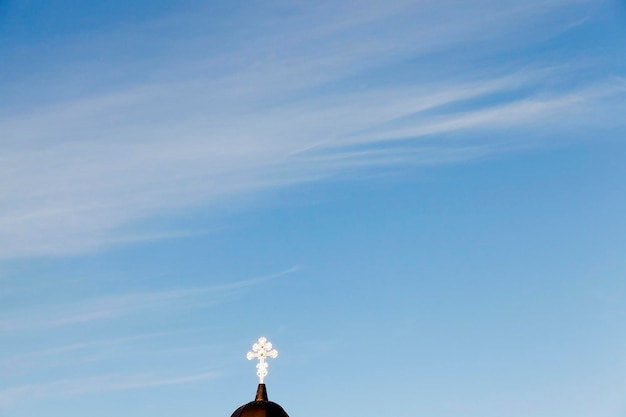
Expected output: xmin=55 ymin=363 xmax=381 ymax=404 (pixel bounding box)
xmin=230 ymin=384 xmax=290 ymax=417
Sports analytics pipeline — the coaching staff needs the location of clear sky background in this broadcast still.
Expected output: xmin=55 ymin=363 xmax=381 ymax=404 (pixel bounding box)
xmin=1 ymin=1 xmax=626 ymax=416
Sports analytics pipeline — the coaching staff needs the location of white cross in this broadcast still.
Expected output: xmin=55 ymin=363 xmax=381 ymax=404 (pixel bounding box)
xmin=246 ymin=336 xmax=278 ymax=384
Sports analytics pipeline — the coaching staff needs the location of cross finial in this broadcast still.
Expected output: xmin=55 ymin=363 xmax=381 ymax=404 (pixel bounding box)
xmin=246 ymin=336 xmax=278 ymax=384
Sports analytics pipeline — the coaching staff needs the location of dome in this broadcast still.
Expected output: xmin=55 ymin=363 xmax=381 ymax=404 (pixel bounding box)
xmin=230 ymin=384 xmax=290 ymax=417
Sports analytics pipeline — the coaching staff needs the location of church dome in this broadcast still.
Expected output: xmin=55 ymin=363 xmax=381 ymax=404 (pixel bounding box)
xmin=230 ymin=384 xmax=290 ymax=417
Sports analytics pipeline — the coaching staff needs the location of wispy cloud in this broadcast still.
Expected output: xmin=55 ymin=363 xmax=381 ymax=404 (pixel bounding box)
xmin=0 ymin=328 xmax=209 ymax=368
xmin=0 ymin=267 xmax=298 ymax=332
xmin=1 ymin=0 xmax=622 ymax=259
xmin=0 ymin=371 xmax=218 ymax=407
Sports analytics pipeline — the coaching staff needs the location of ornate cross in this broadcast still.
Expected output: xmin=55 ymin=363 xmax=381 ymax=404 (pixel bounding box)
xmin=246 ymin=336 xmax=278 ymax=384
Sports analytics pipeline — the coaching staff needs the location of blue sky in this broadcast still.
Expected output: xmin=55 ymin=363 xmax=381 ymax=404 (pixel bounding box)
xmin=1 ymin=0 xmax=626 ymax=416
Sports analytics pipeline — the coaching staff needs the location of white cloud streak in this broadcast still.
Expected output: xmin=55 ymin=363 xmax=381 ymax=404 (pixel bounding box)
xmin=0 ymin=267 xmax=298 ymax=332
xmin=0 ymin=328 xmax=207 ymax=368
xmin=0 ymin=0 xmax=622 ymax=259
xmin=0 ymin=371 xmax=218 ymax=408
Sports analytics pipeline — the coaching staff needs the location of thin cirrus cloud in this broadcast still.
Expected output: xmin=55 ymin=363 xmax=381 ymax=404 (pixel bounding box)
xmin=0 ymin=267 xmax=299 ymax=332
xmin=1 ymin=0 xmax=622 ymax=259
xmin=0 ymin=269 xmax=299 ymax=409
xmin=0 ymin=371 xmax=219 ymax=408
xmin=0 ymin=328 xmax=206 ymax=369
